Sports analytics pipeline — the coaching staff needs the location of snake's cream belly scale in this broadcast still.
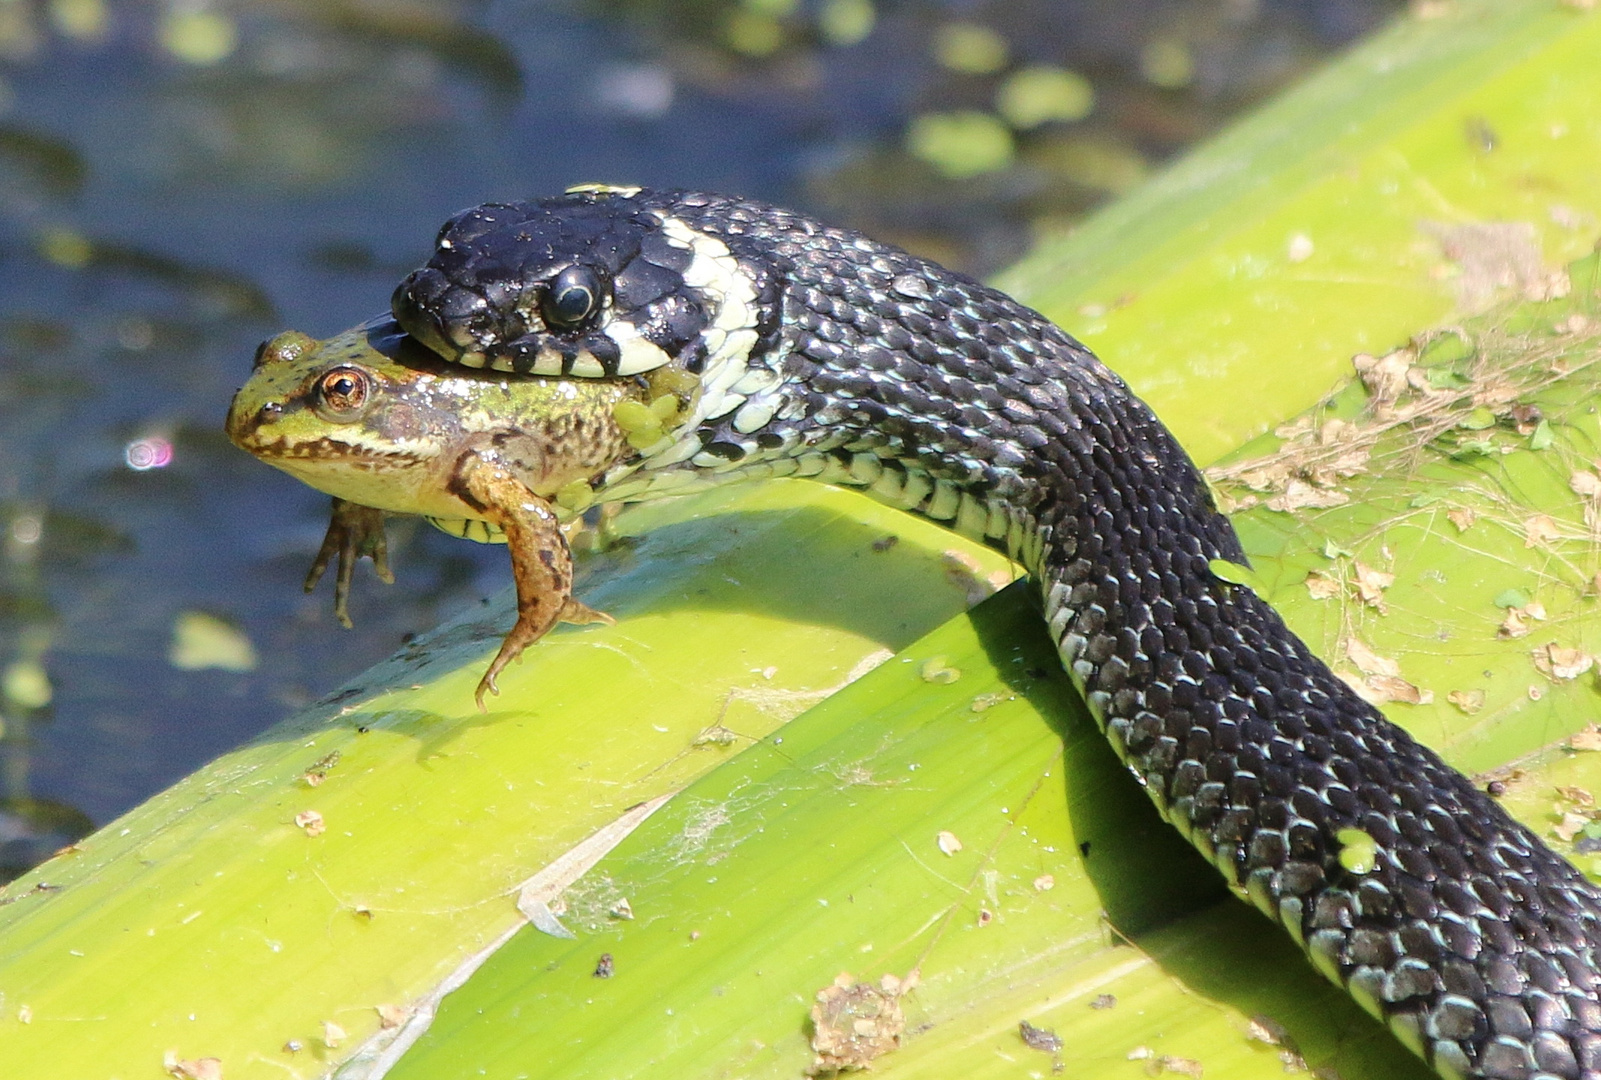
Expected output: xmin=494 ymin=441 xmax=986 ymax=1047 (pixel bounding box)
xmin=231 ymin=188 xmax=1601 ymax=1080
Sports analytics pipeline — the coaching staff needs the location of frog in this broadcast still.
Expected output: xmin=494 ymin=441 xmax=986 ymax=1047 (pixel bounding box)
xmin=225 ymin=316 xmax=649 ymax=707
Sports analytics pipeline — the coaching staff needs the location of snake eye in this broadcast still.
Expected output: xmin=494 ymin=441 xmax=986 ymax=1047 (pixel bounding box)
xmin=314 ymin=366 xmax=371 ymax=418
xmin=541 ymin=265 xmax=604 ymax=330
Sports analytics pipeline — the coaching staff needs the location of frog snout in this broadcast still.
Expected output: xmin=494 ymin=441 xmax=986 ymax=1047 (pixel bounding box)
xmin=225 ymin=392 xmax=282 ymax=449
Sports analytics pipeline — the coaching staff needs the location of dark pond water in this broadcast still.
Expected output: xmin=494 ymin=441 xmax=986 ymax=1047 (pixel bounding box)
xmin=0 ymin=0 xmax=1402 ymax=879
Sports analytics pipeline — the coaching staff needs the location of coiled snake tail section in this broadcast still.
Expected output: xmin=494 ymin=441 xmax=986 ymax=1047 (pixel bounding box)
xmin=399 ymin=189 xmax=1601 ymax=1080
xmin=1032 ymin=385 xmax=1601 ymax=1080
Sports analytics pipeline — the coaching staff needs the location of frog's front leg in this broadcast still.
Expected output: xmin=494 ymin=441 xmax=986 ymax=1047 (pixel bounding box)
xmin=305 ymin=497 xmax=395 ymax=628
xmin=450 ymin=450 xmax=613 ymax=709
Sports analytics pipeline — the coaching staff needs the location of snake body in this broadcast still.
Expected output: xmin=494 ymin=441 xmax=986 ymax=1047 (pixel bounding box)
xmin=393 ymin=188 xmax=1601 ymax=1080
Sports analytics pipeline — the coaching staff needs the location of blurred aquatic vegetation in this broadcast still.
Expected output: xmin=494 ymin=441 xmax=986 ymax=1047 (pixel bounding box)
xmin=582 ymin=0 xmax=1405 ymax=271
xmin=33 ymin=227 xmax=276 ymax=321
xmin=0 ymin=125 xmax=85 ymax=197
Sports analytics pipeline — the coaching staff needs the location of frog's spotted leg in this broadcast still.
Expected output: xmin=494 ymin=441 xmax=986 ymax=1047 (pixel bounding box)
xmin=305 ymin=498 xmax=395 ymax=629
xmin=448 ymin=450 xmax=613 ymax=709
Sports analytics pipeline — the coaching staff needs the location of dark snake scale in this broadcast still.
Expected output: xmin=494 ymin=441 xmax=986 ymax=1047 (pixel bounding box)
xmin=393 ymin=188 xmax=1601 ymax=1080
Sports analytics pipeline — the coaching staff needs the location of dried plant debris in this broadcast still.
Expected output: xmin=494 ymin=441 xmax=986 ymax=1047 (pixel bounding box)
xmin=302 ymin=750 xmax=341 ymax=787
xmin=1531 ymin=642 xmax=1595 ymax=682
xmin=1208 ymin=268 xmax=1601 ymax=517
xmin=1128 ymin=1045 xmax=1205 ymax=1078
xmin=1552 ymin=787 xmax=1601 ymax=858
xmin=1245 ymin=1014 xmax=1309 ymax=1072
xmin=1341 ymin=637 xmax=1432 ymax=706
xmin=1019 ymin=1018 xmax=1064 ymax=1053
xmin=1206 ymin=250 xmax=1601 ymax=751
xmin=1423 ymin=221 xmax=1570 ymax=313
xmin=1305 ymin=560 xmax=1395 ymax=611
xmin=165 ymin=1055 xmax=223 ymax=1080
xmin=809 ymin=972 xmax=912 ymax=1074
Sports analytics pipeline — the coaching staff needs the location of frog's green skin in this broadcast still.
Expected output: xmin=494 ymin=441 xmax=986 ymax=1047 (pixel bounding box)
xmin=226 ymin=317 xmax=643 ymax=705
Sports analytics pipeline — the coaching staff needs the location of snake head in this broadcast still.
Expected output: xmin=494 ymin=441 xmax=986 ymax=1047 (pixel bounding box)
xmin=391 ymin=186 xmax=761 ymax=382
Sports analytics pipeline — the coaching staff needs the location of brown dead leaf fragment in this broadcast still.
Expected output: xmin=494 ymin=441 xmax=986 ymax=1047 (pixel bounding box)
xmin=1239 ymin=463 xmax=1292 ymax=492
xmin=1304 ymin=571 xmax=1341 ymax=601
xmin=1571 ymin=725 xmax=1601 ymax=752
xmin=1130 ymin=1048 xmax=1206 ymax=1079
xmin=1266 ymin=480 xmax=1349 ymax=513
xmin=1446 ymin=507 xmax=1476 ymax=532
xmin=165 ymin=1056 xmax=223 ymax=1080
xmin=1498 ymin=610 xmax=1529 ymax=640
xmin=1352 ymin=561 xmax=1394 ymax=611
xmin=1447 ymin=689 xmax=1486 ymax=715
xmin=1353 ymin=349 xmax=1412 ymax=407
xmin=1572 ymin=471 xmax=1601 ymax=498
xmin=1557 ymin=786 xmax=1596 ymax=809
xmin=1246 ymin=1015 xmax=1290 ymax=1047
xmin=1497 ymin=601 xmax=1545 ymax=640
xmin=302 ymin=750 xmax=341 ymax=786
xmin=1555 ymin=812 xmax=1590 ymax=843
xmin=1345 ymin=637 xmax=1401 ymax=678
xmin=322 ymin=1020 xmax=346 ymax=1048
xmin=1532 ymin=643 xmax=1595 ymax=682
xmin=1425 ymin=221 xmax=1563 ymax=312
xmin=294 ymin=810 xmax=325 ymax=837
xmin=1508 ymin=403 xmax=1542 ymax=434
xmin=1019 ymin=1019 xmax=1064 ymax=1053
xmin=1366 ymin=675 xmax=1434 ymax=706
xmin=1571 ymin=471 xmax=1601 ymax=532
xmin=1523 ymin=514 xmax=1561 ymax=548
xmin=1343 ymin=638 xmax=1430 ymax=704
xmin=809 ymin=972 xmax=907 ymax=1073
xmin=941 ymin=549 xmax=994 ymax=605
xmin=376 ymin=1003 xmax=409 ymax=1029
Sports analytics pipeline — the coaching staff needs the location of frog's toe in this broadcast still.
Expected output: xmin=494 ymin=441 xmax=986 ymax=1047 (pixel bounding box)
xmin=560 ymin=597 xmax=615 ymax=626
xmin=474 ymin=671 xmax=500 ymax=713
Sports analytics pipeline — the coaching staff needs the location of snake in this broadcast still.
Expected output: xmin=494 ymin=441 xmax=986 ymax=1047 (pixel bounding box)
xmin=390 ymin=187 xmax=1601 ymax=1080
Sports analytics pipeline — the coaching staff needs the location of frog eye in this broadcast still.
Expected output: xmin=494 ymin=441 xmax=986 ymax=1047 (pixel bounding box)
xmin=540 ymin=265 xmax=604 ymax=330
xmin=314 ymin=366 xmax=371 ymax=417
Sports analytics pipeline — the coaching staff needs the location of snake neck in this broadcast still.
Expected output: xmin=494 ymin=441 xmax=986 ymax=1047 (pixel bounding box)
xmin=592 ymin=192 xmax=1244 ymax=579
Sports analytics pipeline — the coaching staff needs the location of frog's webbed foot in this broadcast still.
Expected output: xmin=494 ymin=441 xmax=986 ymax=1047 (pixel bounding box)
xmin=454 ymin=453 xmax=612 ymax=710
xmin=305 ymin=498 xmax=394 ymax=628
